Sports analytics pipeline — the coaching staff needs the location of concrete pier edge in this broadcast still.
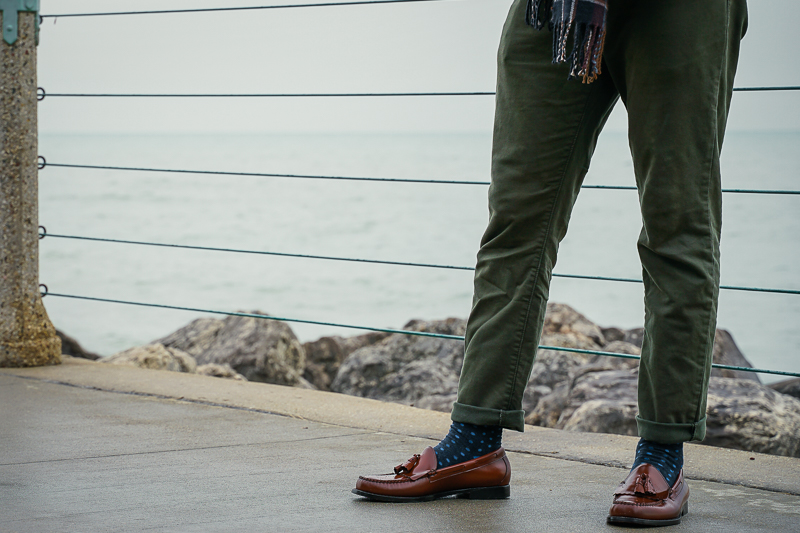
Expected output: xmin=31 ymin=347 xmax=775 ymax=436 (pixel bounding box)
xmin=2 ymin=356 xmax=797 ymax=496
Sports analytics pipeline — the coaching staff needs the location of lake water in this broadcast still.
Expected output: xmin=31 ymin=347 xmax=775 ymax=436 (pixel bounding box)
xmin=38 ymin=131 xmax=799 ymax=382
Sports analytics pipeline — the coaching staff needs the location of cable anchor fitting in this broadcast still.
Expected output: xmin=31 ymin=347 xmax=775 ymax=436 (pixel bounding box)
xmin=1 ymin=0 xmax=39 ymax=45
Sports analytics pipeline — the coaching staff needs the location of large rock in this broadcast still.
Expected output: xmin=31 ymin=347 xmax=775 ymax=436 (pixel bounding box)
xmin=541 ymin=302 xmax=606 ymax=347
xmin=197 ymin=363 xmax=247 ymax=381
xmin=331 ymin=318 xmax=465 ymax=412
xmin=562 ymin=400 xmax=640 ymax=436
xmin=158 ymin=317 xmax=224 ymax=355
xmin=518 ymin=305 xmax=606 ymax=413
xmin=57 ymin=330 xmax=101 ymax=360
xmin=704 ymin=377 xmax=800 ymax=457
xmin=526 ymin=358 xmax=639 ymax=431
xmin=521 ymin=349 xmax=591 ymax=418
xmin=302 ymin=332 xmax=389 ymax=391
xmin=593 ymin=340 xmax=642 ymax=369
xmin=522 ymin=338 xmax=639 ymax=416
xmin=520 ymin=304 xmax=638 ymax=414
xmin=102 ymin=343 xmax=197 ymax=373
xmin=769 ymin=378 xmax=800 ymax=400
xmin=600 ymin=327 xmax=626 ymax=344
xmin=710 ymin=330 xmax=761 ymax=383
xmin=157 ymin=312 xmax=310 ymax=388
xmin=622 ymin=327 xmax=645 ymax=348
xmin=553 ymin=368 xmax=639 ymax=435
xmin=612 ymin=327 xmax=759 ymax=383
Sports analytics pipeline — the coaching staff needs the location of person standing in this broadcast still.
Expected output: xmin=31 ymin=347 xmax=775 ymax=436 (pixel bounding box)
xmin=354 ymin=0 xmax=748 ymax=526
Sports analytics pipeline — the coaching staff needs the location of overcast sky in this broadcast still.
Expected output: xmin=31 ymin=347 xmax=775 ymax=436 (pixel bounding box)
xmin=37 ymin=0 xmax=799 ymax=134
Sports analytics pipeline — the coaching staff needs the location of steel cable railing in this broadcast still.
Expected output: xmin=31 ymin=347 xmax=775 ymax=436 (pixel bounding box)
xmin=39 ymin=0 xmax=454 ymax=19
xmin=38 ymin=230 xmax=800 ymax=296
xmin=34 ymin=1 xmax=798 ymax=379
xmin=36 ymin=160 xmax=800 ymax=195
xmin=35 ymin=87 xmax=800 ymax=99
xmin=39 ymin=289 xmax=800 ymax=379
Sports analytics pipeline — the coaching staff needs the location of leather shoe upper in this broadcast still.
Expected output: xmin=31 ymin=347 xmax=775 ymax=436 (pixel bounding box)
xmin=608 ymin=463 xmax=689 ymax=522
xmin=356 ymin=446 xmax=510 ymax=499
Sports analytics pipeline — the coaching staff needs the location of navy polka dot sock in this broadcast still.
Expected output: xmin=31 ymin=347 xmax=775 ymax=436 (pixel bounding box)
xmin=631 ymin=438 xmax=683 ymax=487
xmin=433 ymin=422 xmax=502 ymax=469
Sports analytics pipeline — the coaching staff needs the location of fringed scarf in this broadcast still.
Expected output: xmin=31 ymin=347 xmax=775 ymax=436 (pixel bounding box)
xmin=526 ymin=0 xmax=608 ymax=83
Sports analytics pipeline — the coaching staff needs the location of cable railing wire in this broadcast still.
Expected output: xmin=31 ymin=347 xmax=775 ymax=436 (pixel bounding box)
xmin=38 ymin=160 xmax=800 ymax=195
xmin=38 ymin=230 xmax=800 ymax=296
xmin=38 ymin=289 xmax=800 ymax=379
xmin=729 ymin=86 xmax=800 ymax=92
xmin=36 ymin=87 xmax=800 ymax=99
xmin=38 ymin=91 xmax=497 ymax=99
xmin=40 ymin=0 xmax=453 ymax=19
xmin=40 ymin=161 xmax=490 ymax=186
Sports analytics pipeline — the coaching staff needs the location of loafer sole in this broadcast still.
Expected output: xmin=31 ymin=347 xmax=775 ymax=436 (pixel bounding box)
xmin=352 ymin=484 xmax=510 ymax=503
xmin=606 ymin=502 xmax=689 ymax=527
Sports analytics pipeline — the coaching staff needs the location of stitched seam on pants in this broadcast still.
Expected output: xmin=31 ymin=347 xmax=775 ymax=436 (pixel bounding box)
xmin=504 ymin=85 xmax=599 ymax=412
xmin=692 ymin=0 xmax=730 ymax=435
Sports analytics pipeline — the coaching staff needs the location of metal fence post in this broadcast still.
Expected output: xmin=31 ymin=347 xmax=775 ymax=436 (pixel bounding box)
xmin=0 ymin=1 xmax=61 ymax=367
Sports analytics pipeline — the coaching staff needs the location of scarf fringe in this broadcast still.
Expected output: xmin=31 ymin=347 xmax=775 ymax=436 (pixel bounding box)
xmin=570 ymin=23 xmax=605 ymax=83
xmin=526 ymin=0 xmax=553 ymax=30
xmin=526 ymin=0 xmax=606 ymax=84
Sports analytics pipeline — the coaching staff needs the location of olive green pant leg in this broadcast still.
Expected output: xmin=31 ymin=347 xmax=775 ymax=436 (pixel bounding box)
xmin=601 ymin=0 xmax=748 ymax=443
xmin=454 ymin=0 xmax=747 ymax=436
xmin=452 ymin=0 xmax=619 ymax=432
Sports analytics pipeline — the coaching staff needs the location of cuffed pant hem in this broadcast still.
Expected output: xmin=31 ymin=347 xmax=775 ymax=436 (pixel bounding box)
xmin=636 ymin=415 xmax=707 ymax=444
xmin=451 ymin=402 xmax=525 ymax=432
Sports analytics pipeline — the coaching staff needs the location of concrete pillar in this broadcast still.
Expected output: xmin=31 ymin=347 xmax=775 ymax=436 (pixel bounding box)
xmin=0 ymin=10 xmax=61 ymax=367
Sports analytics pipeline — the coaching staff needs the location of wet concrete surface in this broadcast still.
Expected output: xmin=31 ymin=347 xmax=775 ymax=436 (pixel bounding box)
xmin=1 ymin=364 xmax=799 ymax=532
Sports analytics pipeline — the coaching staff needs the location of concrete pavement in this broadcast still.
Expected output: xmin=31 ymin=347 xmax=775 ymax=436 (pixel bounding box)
xmin=1 ymin=357 xmax=798 ymax=532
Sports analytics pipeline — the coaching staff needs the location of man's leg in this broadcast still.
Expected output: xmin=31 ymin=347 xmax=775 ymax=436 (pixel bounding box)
xmin=453 ymin=0 xmax=618 ymax=433
xmin=603 ymin=0 xmax=748 ymax=446
xmin=604 ymin=0 xmax=747 ymax=526
xmin=353 ymin=0 xmax=618 ymax=502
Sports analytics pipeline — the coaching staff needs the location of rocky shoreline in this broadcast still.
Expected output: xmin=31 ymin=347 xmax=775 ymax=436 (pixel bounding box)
xmin=60 ymin=303 xmax=800 ymax=458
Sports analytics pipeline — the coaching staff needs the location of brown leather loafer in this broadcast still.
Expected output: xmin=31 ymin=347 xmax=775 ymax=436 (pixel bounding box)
xmin=353 ymin=446 xmax=511 ymax=502
xmin=607 ymin=464 xmax=690 ymax=527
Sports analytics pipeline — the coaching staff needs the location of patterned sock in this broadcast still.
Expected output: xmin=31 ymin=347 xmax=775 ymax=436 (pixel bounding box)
xmin=433 ymin=422 xmax=502 ymax=469
xmin=631 ymin=438 xmax=684 ymax=487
